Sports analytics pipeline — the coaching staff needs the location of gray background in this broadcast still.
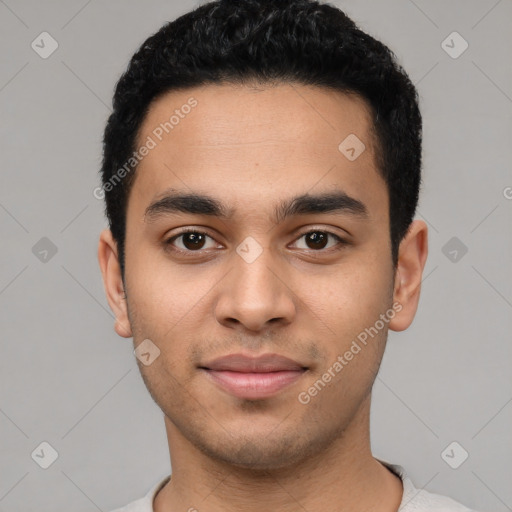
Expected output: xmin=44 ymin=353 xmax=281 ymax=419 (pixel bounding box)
xmin=1 ymin=0 xmax=511 ymax=511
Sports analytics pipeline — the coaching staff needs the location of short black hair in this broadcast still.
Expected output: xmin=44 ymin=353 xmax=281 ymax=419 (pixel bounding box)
xmin=99 ymin=0 xmax=422 ymax=280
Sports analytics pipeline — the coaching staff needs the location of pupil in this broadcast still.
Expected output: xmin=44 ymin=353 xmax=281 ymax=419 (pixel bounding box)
xmin=184 ymin=233 xmax=205 ymax=250
xmin=308 ymin=232 xmax=327 ymax=249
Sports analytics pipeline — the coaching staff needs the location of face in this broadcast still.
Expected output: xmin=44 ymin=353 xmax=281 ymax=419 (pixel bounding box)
xmin=99 ymin=83 xmax=425 ymax=471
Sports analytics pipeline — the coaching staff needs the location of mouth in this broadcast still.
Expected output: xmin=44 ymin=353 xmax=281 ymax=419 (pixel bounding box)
xmin=199 ymin=353 xmax=308 ymax=400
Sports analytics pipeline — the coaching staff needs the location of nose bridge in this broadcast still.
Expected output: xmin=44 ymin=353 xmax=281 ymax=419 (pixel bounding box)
xmin=214 ymin=238 xmax=296 ymax=331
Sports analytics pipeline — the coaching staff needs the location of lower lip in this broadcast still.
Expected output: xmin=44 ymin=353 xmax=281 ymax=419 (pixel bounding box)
xmin=201 ymin=369 xmax=305 ymax=399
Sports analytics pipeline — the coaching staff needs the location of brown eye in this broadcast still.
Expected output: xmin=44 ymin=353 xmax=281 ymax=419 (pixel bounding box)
xmin=180 ymin=232 xmax=206 ymax=250
xmin=166 ymin=230 xmax=217 ymax=253
xmin=292 ymin=230 xmax=346 ymax=252
xmin=304 ymin=231 xmax=328 ymax=250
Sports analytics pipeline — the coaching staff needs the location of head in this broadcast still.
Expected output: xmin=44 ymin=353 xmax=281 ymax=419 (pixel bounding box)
xmin=98 ymin=0 xmax=427 ymax=470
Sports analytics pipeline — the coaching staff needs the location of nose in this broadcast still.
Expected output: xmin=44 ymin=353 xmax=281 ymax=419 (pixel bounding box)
xmin=214 ymin=242 xmax=297 ymax=333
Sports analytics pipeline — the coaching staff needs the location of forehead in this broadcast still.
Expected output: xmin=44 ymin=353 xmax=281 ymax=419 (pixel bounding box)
xmin=129 ymin=82 xmax=385 ymax=217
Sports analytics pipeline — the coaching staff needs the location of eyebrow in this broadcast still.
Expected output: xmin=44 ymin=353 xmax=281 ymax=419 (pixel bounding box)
xmin=144 ymin=188 xmax=368 ymax=224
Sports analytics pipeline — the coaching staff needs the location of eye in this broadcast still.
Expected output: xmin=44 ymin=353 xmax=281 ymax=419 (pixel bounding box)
xmin=290 ymin=230 xmax=347 ymax=252
xmin=164 ymin=228 xmax=348 ymax=257
xmin=165 ymin=230 xmax=219 ymax=254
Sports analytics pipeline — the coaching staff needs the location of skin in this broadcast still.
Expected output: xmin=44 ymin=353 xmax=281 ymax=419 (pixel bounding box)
xmin=98 ymin=83 xmax=428 ymax=512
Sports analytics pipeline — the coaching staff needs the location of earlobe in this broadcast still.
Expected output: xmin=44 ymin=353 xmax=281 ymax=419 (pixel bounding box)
xmin=388 ymin=220 xmax=428 ymax=332
xmin=97 ymin=229 xmax=133 ymax=339
xmin=115 ymin=318 xmax=132 ymax=338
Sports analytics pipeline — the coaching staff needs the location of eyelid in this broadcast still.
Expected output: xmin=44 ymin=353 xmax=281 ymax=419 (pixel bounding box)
xmin=288 ymin=228 xmax=348 ymax=251
xmin=164 ymin=225 xmax=349 ymax=256
xmin=165 ymin=227 xmax=220 ymax=251
xmin=292 ymin=225 xmax=351 ymax=241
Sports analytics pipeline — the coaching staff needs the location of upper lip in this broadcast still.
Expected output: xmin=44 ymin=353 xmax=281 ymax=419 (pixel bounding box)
xmin=200 ymin=353 xmax=306 ymax=372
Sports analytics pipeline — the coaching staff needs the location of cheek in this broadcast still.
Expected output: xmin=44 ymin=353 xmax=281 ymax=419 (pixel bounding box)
xmin=125 ymin=257 xmax=221 ymax=374
xmin=125 ymin=271 xmax=185 ymax=351
xmin=127 ymin=248 xmax=209 ymax=324
xmin=308 ymin=263 xmax=393 ymax=391
xmin=308 ymin=262 xmax=392 ymax=338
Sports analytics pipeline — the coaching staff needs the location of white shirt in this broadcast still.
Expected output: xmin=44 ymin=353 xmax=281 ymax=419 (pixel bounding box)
xmin=108 ymin=460 xmax=477 ymax=511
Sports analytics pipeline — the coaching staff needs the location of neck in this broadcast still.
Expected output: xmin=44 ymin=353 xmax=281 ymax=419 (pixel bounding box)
xmin=154 ymin=396 xmax=402 ymax=512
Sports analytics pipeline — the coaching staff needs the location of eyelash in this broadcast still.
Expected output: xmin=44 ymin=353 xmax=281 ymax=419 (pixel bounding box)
xmin=164 ymin=228 xmax=348 ymax=256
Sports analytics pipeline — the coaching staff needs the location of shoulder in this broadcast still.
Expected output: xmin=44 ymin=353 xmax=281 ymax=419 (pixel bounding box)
xmin=377 ymin=460 xmax=479 ymax=512
xmin=400 ymin=485 xmax=477 ymax=512
xmin=107 ymin=476 xmax=171 ymax=512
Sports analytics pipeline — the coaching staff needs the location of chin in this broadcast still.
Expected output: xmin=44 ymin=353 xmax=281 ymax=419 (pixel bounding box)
xmin=207 ymin=442 xmax=307 ymax=471
xmin=190 ymin=425 xmax=327 ymax=472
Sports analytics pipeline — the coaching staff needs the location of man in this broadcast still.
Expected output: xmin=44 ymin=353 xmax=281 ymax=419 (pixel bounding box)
xmin=97 ymin=0 xmax=477 ymax=510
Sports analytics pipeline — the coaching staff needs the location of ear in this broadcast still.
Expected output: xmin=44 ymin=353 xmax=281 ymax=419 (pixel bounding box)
xmin=97 ymin=228 xmax=133 ymax=338
xmin=388 ymin=220 xmax=428 ymax=332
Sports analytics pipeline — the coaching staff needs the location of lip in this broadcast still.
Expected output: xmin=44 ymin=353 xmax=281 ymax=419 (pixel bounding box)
xmin=201 ymin=353 xmax=305 ymax=372
xmin=199 ymin=353 xmax=307 ymax=400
